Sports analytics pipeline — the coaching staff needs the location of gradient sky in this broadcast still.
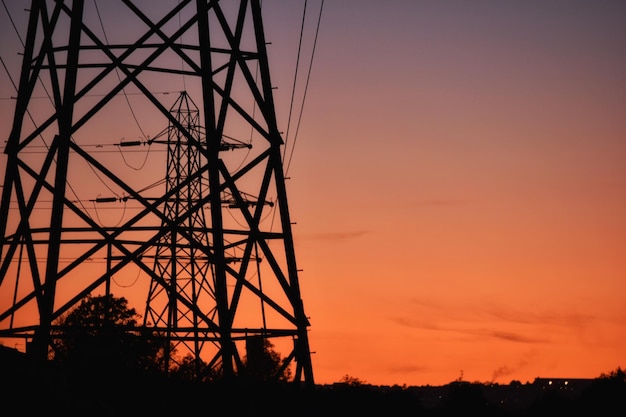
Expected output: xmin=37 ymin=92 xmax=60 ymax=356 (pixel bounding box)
xmin=1 ymin=1 xmax=625 ymax=387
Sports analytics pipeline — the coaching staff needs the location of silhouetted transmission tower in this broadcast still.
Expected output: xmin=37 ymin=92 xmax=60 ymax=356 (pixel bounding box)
xmin=0 ymin=0 xmax=314 ymax=386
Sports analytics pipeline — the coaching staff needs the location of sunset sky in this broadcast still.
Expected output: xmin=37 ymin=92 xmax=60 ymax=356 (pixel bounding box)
xmin=1 ymin=0 xmax=625 ymax=387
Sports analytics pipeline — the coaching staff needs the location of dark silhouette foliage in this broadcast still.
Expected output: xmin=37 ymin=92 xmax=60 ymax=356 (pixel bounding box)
xmin=169 ymin=353 xmax=214 ymax=382
xmin=576 ymin=367 xmax=626 ymax=415
xmin=53 ymin=294 xmax=169 ymax=382
xmin=1 ymin=344 xmax=625 ymax=417
xmin=240 ymin=337 xmax=292 ymax=382
xmin=438 ymin=381 xmax=496 ymax=415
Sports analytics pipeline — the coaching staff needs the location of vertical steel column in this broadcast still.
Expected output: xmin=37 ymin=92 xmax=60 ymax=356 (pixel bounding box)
xmin=0 ymin=0 xmax=40 ymax=263
xmin=34 ymin=0 xmax=84 ymax=360
xmin=195 ymin=0 xmax=234 ymax=379
xmin=250 ymin=0 xmax=314 ymax=386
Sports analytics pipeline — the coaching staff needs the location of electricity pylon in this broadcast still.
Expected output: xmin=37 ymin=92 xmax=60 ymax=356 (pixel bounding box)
xmin=0 ymin=0 xmax=314 ymax=386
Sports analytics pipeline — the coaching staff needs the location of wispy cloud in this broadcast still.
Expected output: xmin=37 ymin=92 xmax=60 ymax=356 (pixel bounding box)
xmin=388 ymin=297 xmax=568 ymax=344
xmin=391 ymin=316 xmax=442 ymax=332
xmin=303 ymin=230 xmax=370 ymax=241
xmin=390 ymin=316 xmax=547 ymax=344
xmin=405 ymin=296 xmax=605 ymax=332
xmin=477 ymin=329 xmax=547 ymax=344
xmin=483 ymin=304 xmax=598 ymax=329
xmin=387 ymin=364 xmax=429 ymax=375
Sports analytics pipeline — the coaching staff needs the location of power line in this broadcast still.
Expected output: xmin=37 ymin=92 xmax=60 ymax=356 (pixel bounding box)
xmin=93 ymin=0 xmax=149 ymax=140
xmin=1 ymin=0 xmax=23 ymax=45
xmin=1 ymin=1 xmax=95 ymax=220
xmin=284 ymin=0 xmax=309 ymax=154
xmin=269 ymin=0 xmax=324 ymax=233
xmin=284 ymin=0 xmax=325 ymax=175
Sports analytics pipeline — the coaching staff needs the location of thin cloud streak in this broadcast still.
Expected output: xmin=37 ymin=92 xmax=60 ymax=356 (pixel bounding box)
xmin=388 ymin=297 xmax=611 ymax=345
xmin=390 ymin=316 xmax=548 ymax=344
xmin=406 ymin=296 xmax=608 ymax=332
xmin=302 ymin=230 xmax=370 ymax=242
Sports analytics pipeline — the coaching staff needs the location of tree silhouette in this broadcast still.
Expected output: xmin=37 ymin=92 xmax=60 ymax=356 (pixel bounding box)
xmin=339 ymin=374 xmax=367 ymax=386
xmin=440 ymin=381 xmax=493 ymax=415
xmin=577 ymin=367 xmax=626 ymax=415
xmin=170 ymin=353 xmax=216 ymax=382
xmin=241 ymin=337 xmax=292 ymax=382
xmin=53 ymin=294 xmax=169 ymax=381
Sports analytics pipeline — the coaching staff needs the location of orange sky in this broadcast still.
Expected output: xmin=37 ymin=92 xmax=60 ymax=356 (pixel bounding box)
xmin=1 ymin=1 xmax=625 ymax=387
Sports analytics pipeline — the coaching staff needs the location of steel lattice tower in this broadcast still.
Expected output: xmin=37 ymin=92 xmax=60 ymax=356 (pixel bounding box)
xmin=0 ymin=0 xmax=314 ymax=386
xmin=144 ymin=91 xmax=218 ymax=376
